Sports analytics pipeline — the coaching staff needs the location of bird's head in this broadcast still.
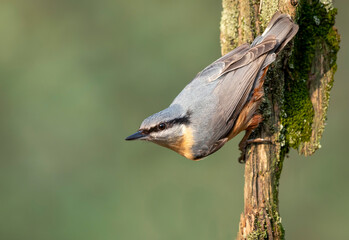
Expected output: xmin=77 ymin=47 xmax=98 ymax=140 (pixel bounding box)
xmin=125 ymin=105 xmax=195 ymax=159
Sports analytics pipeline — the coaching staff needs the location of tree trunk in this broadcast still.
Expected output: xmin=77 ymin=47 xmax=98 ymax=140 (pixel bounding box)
xmin=220 ymin=0 xmax=340 ymax=239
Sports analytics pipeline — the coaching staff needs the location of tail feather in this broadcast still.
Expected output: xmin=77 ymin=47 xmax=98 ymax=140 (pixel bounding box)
xmin=252 ymin=12 xmax=299 ymax=54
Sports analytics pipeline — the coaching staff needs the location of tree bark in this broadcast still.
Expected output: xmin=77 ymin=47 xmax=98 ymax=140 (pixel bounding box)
xmin=220 ymin=0 xmax=340 ymax=239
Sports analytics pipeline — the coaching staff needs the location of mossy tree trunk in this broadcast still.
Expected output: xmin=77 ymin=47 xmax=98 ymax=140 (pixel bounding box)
xmin=220 ymin=0 xmax=340 ymax=239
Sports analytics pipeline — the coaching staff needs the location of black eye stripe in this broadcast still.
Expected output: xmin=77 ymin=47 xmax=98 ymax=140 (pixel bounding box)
xmin=142 ymin=116 xmax=191 ymax=134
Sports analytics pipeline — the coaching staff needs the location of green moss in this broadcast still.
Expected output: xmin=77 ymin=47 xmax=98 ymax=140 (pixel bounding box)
xmin=246 ymin=213 xmax=268 ymax=240
xmin=280 ymin=0 xmax=339 ymax=151
xmin=245 ymin=204 xmax=285 ymax=240
xmin=270 ymin=202 xmax=285 ymax=239
xmin=247 ymin=229 xmax=268 ymax=240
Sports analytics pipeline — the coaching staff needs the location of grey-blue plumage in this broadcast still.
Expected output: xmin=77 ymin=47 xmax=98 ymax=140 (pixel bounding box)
xmin=126 ymin=12 xmax=299 ymax=161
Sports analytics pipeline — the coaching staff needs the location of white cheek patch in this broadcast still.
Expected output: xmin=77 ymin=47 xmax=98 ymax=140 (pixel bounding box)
xmin=150 ymin=125 xmax=184 ymax=139
xmin=151 ymin=128 xmax=172 ymax=138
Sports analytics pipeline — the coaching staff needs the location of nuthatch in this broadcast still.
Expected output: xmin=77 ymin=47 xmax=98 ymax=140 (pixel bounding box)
xmin=126 ymin=12 xmax=298 ymax=162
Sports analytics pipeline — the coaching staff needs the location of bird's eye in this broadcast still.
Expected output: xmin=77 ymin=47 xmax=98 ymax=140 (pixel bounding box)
xmin=158 ymin=123 xmax=166 ymax=131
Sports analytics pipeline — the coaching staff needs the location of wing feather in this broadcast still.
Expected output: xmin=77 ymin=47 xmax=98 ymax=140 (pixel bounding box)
xmin=221 ymin=36 xmax=276 ymax=74
xmin=214 ymin=37 xmax=276 ymax=122
xmin=208 ymin=38 xmax=276 ymax=141
xmin=194 ymin=43 xmax=250 ymax=83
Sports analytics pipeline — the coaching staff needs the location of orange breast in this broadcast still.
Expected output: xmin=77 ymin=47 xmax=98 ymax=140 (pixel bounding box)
xmin=164 ymin=126 xmax=195 ymax=160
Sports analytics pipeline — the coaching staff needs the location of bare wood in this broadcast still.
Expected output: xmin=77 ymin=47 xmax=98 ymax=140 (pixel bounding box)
xmin=220 ymin=0 xmax=340 ymax=239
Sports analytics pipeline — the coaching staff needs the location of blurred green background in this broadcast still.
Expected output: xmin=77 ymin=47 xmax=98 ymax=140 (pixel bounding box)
xmin=0 ymin=0 xmax=347 ymax=239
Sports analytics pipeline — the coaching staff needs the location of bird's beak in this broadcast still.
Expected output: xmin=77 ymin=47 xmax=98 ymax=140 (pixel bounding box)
xmin=125 ymin=131 xmax=147 ymax=141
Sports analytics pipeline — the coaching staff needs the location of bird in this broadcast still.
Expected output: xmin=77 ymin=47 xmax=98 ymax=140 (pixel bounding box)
xmin=125 ymin=12 xmax=298 ymax=163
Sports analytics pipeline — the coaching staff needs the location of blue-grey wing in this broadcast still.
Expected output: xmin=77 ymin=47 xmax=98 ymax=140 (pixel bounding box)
xmin=171 ymin=43 xmax=250 ymax=107
xmin=214 ymin=36 xmax=276 ymax=124
xmin=210 ymin=13 xmax=299 ymax=143
xmin=207 ymin=39 xmax=276 ymax=142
